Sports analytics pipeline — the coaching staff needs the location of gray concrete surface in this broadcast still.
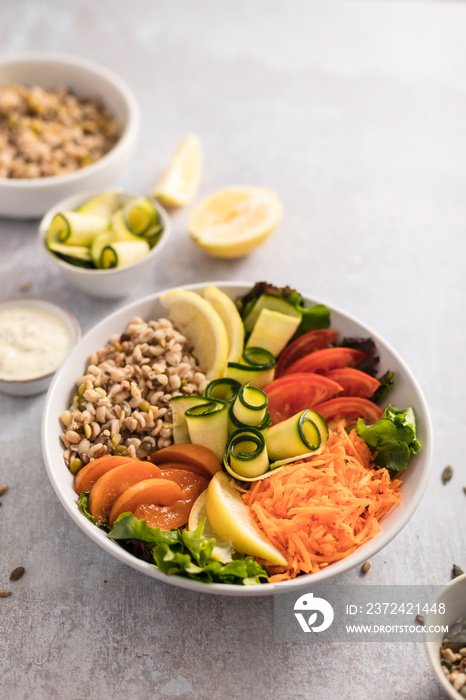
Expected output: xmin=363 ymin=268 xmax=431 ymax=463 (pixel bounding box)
xmin=1 ymin=1 xmax=465 ymax=698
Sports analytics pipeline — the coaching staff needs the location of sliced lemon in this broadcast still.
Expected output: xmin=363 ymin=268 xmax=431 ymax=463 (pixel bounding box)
xmin=203 ymin=285 xmax=245 ymax=363
xmin=188 ymin=185 xmax=283 ymax=259
xmin=188 ymin=491 xmax=234 ymax=563
xmin=159 ymin=289 xmax=228 ymax=380
xmin=205 ymin=472 xmax=287 ymax=566
xmin=152 ymin=134 xmax=202 ymax=208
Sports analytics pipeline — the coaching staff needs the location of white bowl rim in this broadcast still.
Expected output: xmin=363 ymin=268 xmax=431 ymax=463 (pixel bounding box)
xmin=0 ymin=50 xmax=140 ymax=190
xmin=0 ymin=296 xmax=81 ymax=385
xmin=38 ymin=188 xmax=171 ymax=277
xmin=41 ymin=280 xmax=433 ymax=596
xmin=424 ymin=572 xmax=466 ymax=698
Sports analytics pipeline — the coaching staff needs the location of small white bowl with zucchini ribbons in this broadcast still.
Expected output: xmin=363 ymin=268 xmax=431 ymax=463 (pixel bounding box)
xmin=39 ymin=189 xmax=170 ymax=299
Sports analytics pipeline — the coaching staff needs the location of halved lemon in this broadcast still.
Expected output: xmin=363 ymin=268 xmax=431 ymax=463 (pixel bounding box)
xmin=203 ymin=285 xmax=244 ymax=363
xmin=205 ymin=472 xmax=287 ymax=566
xmin=188 ymin=491 xmax=234 ymax=563
xmin=188 ymin=185 xmax=283 ymax=258
xmin=152 ymin=134 xmax=202 ymax=208
xmin=159 ymin=289 xmax=228 ymax=380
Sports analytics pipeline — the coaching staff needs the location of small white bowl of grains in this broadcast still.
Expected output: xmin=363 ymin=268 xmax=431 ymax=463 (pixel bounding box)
xmin=425 ymin=572 xmax=466 ymax=699
xmin=0 ymin=51 xmax=139 ymax=218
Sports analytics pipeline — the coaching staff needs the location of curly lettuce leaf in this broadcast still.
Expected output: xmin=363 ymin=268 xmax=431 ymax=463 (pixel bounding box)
xmin=77 ymin=491 xmax=109 ymax=531
xmin=108 ymin=513 xmax=268 ymax=585
xmin=356 ymin=405 xmax=421 ymax=477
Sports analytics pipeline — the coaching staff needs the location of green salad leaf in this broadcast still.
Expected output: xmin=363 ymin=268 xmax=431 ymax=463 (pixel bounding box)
xmin=77 ymin=491 xmax=109 ymax=531
xmin=356 ymin=405 xmax=421 ymax=477
xmin=236 ymin=282 xmax=330 ymax=337
xmin=108 ymin=513 xmax=268 ymax=585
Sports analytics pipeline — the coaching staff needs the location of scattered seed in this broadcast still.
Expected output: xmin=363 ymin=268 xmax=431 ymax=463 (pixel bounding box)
xmin=9 ymin=566 xmax=25 ymax=581
xmin=0 ymin=485 xmax=8 ymax=496
xmin=415 ymin=613 xmax=425 ymax=625
xmin=452 ymin=565 xmax=465 ymax=579
xmin=442 ymin=465 xmax=454 ymax=484
xmin=19 ymin=281 xmax=31 ymax=292
xmin=360 ymin=561 xmax=371 ymax=574
xmin=463 ymin=486 xmax=466 ymax=495
xmin=0 ymin=590 xmax=12 ymax=597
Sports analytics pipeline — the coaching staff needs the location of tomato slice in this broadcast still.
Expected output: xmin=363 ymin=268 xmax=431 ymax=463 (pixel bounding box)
xmin=275 ymin=329 xmax=338 ymax=377
xmin=311 ymin=397 xmax=383 ymax=428
xmin=321 ymin=367 xmax=380 ymax=398
xmin=283 ymin=347 xmax=368 ymax=376
xmin=264 ymin=372 xmax=343 ymax=424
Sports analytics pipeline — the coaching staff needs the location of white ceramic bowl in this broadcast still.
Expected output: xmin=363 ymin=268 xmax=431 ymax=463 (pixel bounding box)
xmin=0 ymin=297 xmax=80 ymax=396
xmin=41 ymin=282 xmax=432 ymax=596
xmin=39 ymin=189 xmax=171 ymax=299
xmin=0 ymin=51 xmax=140 ymax=218
xmin=425 ymin=573 xmax=466 ymax=698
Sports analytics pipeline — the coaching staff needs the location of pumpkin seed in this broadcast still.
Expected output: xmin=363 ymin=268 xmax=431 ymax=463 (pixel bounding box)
xmin=452 ymin=564 xmax=465 ymax=579
xmin=0 ymin=485 xmax=8 ymax=496
xmin=442 ymin=465 xmax=454 ymax=484
xmin=10 ymin=566 xmax=25 ymax=581
xmin=0 ymin=590 xmax=12 ymax=597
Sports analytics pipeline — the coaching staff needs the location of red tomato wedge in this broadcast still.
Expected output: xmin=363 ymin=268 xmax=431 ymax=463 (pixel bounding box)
xmin=311 ymin=397 xmax=383 ymax=427
xmin=264 ymin=372 xmax=344 ymax=424
xmin=321 ymin=367 xmax=380 ymax=398
xmin=275 ymin=329 xmax=338 ymax=377
xmin=283 ymin=347 xmax=368 ymax=376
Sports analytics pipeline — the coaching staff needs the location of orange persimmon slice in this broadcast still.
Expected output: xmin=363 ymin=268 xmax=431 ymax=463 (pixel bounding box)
xmin=108 ymin=478 xmax=184 ymax=527
xmin=89 ymin=461 xmax=162 ymax=523
xmin=149 ymin=444 xmax=222 ymax=478
xmin=74 ymin=455 xmax=139 ymax=495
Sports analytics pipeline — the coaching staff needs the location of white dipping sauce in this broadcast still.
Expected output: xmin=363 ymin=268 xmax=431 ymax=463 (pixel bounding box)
xmin=0 ymin=305 xmax=72 ymax=381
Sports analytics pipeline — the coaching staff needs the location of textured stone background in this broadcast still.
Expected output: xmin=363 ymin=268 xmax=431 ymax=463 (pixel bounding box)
xmin=0 ymin=1 xmax=465 ymax=698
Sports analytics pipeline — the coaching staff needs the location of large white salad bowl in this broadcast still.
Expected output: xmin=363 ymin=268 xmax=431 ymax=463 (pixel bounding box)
xmin=41 ymin=282 xmax=433 ymax=596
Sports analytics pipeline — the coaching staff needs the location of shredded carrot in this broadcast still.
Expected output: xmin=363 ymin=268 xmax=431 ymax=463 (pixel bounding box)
xmin=242 ymin=425 xmax=402 ymax=582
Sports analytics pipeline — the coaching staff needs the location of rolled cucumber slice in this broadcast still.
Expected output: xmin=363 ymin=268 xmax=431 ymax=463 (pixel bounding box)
xmin=170 ymin=395 xmax=211 ymax=443
xmin=224 ymin=427 xmax=269 ymax=479
xmin=232 ymin=382 xmax=268 ymax=427
xmin=205 ymin=378 xmax=241 ymax=404
xmin=244 ymin=294 xmax=302 ymax=333
xmin=265 ymin=409 xmax=324 ymax=461
xmin=246 ymin=308 xmax=301 ymax=357
xmin=46 ymin=211 xmax=109 ymax=246
xmin=76 ymin=190 xmax=121 ymax=217
xmin=112 ymin=197 xmax=164 ymax=243
xmin=46 ymin=241 xmax=92 ymax=262
xmin=184 ymin=399 xmax=229 ymax=462
xmin=99 ymin=240 xmax=150 ymax=269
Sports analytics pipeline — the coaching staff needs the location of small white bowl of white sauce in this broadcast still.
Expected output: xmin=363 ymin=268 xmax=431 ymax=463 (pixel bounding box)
xmin=0 ymin=298 xmax=80 ymax=397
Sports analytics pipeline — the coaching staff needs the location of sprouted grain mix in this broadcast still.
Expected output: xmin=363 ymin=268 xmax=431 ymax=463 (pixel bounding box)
xmin=60 ymin=316 xmax=207 ymax=473
xmin=0 ymin=83 xmax=119 ymax=178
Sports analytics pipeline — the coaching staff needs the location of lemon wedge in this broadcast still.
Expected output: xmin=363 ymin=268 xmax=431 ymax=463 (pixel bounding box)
xmin=205 ymin=472 xmax=287 ymax=566
xmin=188 ymin=491 xmax=234 ymax=563
xmin=188 ymin=185 xmax=283 ymax=258
xmin=159 ymin=289 xmax=228 ymax=380
xmin=203 ymin=285 xmax=244 ymax=363
xmin=152 ymin=134 xmax=202 ymax=208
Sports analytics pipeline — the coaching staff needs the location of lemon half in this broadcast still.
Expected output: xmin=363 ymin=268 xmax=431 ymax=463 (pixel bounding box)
xmin=188 ymin=185 xmax=283 ymax=258
xmin=205 ymin=472 xmax=287 ymax=566
xmin=160 ymin=289 xmax=228 ymax=380
xmin=152 ymin=133 xmax=202 ymax=208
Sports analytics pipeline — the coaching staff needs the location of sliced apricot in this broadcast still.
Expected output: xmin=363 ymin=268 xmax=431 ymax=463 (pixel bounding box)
xmin=149 ymin=444 xmax=222 ymax=478
xmin=74 ymin=455 xmax=139 ymax=495
xmin=146 ymin=467 xmax=210 ymax=529
xmin=108 ymin=478 xmax=183 ymax=527
xmin=89 ymin=461 xmax=162 ymax=523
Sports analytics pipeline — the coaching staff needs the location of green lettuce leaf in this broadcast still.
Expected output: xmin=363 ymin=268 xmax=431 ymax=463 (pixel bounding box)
xmin=356 ymin=405 xmax=421 ymax=477
xmin=77 ymin=491 xmax=109 ymax=531
xmin=108 ymin=513 xmax=268 ymax=585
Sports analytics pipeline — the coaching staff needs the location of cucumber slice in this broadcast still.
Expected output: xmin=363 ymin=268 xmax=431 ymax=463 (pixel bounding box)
xmin=228 ymin=403 xmax=271 ymax=434
xmin=170 ymin=395 xmax=211 ymax=443
xmin=244 ymin=294 xmax=302 ymax=333
xmin=99 ymin=240 xmax=150 ymax=269
xmin=205 ymin=378 xmax=241 ymax=404
xmin=265 ymin=409 xmax=322 ymax=461
xmin=76 ymin=190 xmax=121 ymax=217
xmin=225 ymin=362 xmax=274 ymax=389
xmin=184 ymin=399 xmax=229 ymax=462
xmin=232 ymin=382 xmax=268 ymax=427
xmin=46 ymin=211 xmax=109 ymax=246
xmin=91 ymin=231 xmax=115 ymax=268
xmin=224 ymin=427 xmax=269 ymax=479
xmin=46 ymin=241 xmax=92 ymax=262
xmin=246 ymin=308 xmax=301 ymax=357
xmin=112 ymin=198 xmax=164 ymax=243
xmin=305 ymin=409 xmax=329 ymax=443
